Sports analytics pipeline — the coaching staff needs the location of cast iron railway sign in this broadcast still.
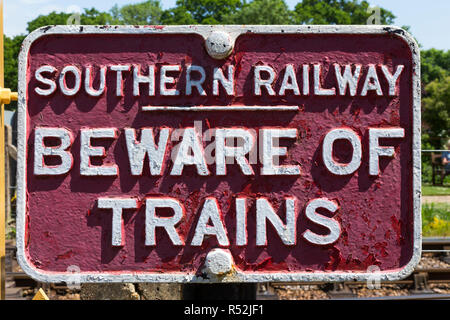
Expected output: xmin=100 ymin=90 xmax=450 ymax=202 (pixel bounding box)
xmin=17 ymin=25 xmax=421 ymax=283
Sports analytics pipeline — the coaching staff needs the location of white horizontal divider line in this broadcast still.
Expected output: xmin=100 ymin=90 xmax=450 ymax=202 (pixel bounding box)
xmin=141 ymin=105 xmax=299 ymax=111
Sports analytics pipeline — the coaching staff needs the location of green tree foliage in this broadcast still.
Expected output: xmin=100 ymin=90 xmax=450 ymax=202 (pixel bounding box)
xmin=160 ymin=6 xmax=197 ymax=25
xmin=224 ymin=0 xmax=293 ymax=24
xmin=4 ymin=35 xmax=24 ymax=91
xmin=111 ymin=0 xmax=163 ymax=25
xmin=420 ymin=49 xmax=450 ymax=149
xmin=80 ymin=8 xmax=118 ymax=25
xmin=421 ymin=49 xmax=450 ymax=85
xmin=422 ymin=77 xmax=450 ymax=148
xmin=293 ymin=0 xmax=395 ymax=25
xmin=26 ymin=11 xmax=71 ymax=33
xmin=26 ymin=8 xmax=115 ymax=34
xmin=174 ymin=0 xmax=243 ymax=24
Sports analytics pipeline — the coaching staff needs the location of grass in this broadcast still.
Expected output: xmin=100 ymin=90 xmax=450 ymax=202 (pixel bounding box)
xmin=422 ymin=202 xmax=450 ymax=237
xmin=422 ymin=184 xmax=450 ymax=196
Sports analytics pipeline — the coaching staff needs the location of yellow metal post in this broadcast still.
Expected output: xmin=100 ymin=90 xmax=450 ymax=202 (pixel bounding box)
xmin=0 ymin=0 xmax=5 ymax=301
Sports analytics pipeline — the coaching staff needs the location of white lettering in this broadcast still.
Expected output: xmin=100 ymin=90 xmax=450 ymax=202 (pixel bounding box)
xmin=254 ymin=65 xmax=276 ymax=96
xmin=256 ymin=197 xmax=297 ymax=246
xmin=98 ymin=198 xmax=138 ymax=246
xmin=34 ymin=127 xmax=73 ymax=175
xmin=35 ymin=65 xmax=57 ymax=96
xmin=80 ymin=128 xmax=118 ymax=176
xmin=369 ymin=128 xmax=405 ymax=176
xmin=322 ymin=128 xmax=362 ymax=175
xmin=145 ymin=197 xmax=184 ymax=246
xmin=303 ymin=198 xmax=340 ymax=245
xmin=191 ymin=198 xmax=229 ymax=246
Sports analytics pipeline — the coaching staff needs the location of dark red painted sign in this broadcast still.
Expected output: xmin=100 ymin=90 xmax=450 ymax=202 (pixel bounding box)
xmin=17 ymin=26 xmax=421 ymax=283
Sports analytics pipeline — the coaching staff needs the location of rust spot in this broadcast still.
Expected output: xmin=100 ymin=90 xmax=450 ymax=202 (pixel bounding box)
xmin=361 ymin=245 xmax=369 ymax=255
xmin=363 ymin=253 xmax=381 ymax=267
xmin=56 ymin=250 xmax=74 ymax=260
xmin=391 ymin=216 xmax=403 ymax=244
xmin=374 ymin=242 xmax=388 ymax=257
xmin=384 ymin=230 xmax=391 ymax=240
xmin=326 ymin=247 xmax=343 ymax=271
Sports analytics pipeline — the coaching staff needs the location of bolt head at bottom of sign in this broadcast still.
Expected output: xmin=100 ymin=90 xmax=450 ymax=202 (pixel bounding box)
xmin=205 ymin=248 xmax=234 ymax=276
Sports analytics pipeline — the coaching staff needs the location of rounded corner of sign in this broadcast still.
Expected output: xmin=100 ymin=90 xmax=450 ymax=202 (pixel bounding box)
xmin=16 ymin=248 xmax=57 ymax=284
xmin=383 ymin=247 xmax=422 ymax=282
xmin=383 ymin=26 xmax=420 ymax=59
xmin=19 ymin=26 xmax=55 ymax=65
xmin=24 ymin=25 xmax=55 ymax=42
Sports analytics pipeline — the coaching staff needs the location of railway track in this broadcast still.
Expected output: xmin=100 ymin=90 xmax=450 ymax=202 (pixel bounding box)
xmin=5 ymin=237 xmax=450 ymax=300
xmin=422 ymin=237 xmax=450 ymax=253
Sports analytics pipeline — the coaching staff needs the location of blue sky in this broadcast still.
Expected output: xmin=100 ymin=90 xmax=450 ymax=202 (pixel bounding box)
xmin=4 ymin=0 xmax=450 ymax=50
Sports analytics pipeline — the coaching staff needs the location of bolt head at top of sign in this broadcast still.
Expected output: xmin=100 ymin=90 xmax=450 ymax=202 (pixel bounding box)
xmin=16 ymin=25 xmax=421 ymax=283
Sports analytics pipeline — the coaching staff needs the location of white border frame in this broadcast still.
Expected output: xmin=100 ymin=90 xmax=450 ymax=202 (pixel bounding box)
xmin=17 ymin=25 xmax=421 ymax=283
